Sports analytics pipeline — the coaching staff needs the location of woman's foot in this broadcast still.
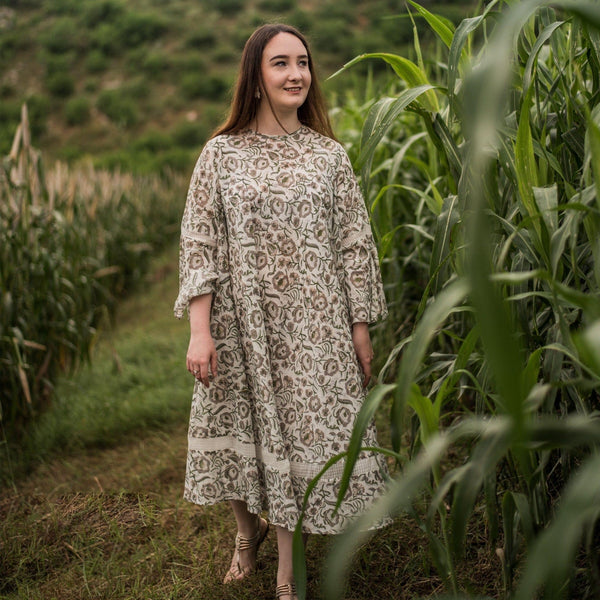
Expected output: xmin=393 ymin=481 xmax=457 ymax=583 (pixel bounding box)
xmin=223 ymin=516 xmax=270 ymax=583
xmin=275 ymin=582 xmax=298 ymax=600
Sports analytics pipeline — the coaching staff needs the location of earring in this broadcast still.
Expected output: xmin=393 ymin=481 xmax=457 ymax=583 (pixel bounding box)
xmin=255 ymin=88 xmax=261 ymax=99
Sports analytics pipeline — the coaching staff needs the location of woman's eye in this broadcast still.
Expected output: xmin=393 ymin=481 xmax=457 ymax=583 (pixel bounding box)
xmin=299 ymin=60 xmax=308 ymax=67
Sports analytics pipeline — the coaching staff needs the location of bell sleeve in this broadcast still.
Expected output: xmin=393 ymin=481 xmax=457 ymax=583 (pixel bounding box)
xmin=173 ymin=141 xmax=221 ymax=319
xmin=333 ymin=148 xmax=388 ymax=325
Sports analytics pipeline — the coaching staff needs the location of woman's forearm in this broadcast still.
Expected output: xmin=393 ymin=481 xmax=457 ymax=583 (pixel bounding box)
xmin=189 ymin=293 xmax=213 ymax=335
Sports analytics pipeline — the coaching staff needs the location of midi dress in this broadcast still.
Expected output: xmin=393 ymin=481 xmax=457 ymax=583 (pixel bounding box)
xmin=174 ymin=125 xmax=389 ymax=534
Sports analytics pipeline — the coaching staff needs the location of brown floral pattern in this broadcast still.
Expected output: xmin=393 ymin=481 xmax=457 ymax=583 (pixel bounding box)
xmin=174 ymin=126 xmax=389 ymax=533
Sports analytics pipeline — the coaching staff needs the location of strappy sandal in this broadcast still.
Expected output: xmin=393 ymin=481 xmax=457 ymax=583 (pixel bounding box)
xmin=223 ymin=516 xmax=270 ymax=583
xmin=276 ymin=582 xmax=298 ymax=600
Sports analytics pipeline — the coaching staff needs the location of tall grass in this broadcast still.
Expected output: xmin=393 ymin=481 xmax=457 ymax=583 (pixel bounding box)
xmin=296 ymin=1 xmax=600 ymax=598
xmin=0 ymin=105 xmax=186 ymax=427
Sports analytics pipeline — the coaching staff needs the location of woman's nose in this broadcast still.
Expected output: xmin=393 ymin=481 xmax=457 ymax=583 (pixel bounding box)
xmin=288 ymin=66 xmax=301 ymax=80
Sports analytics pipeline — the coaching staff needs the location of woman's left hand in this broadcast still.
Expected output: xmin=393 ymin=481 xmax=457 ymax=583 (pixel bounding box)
xmin=352 ymin=322 xmax=374 ymax=387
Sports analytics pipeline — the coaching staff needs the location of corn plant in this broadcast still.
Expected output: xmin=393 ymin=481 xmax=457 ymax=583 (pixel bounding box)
xmin=295 ymin=2 xmax=600 ymax=598
xmin=0 ymin=105 xmax=185 ymax=427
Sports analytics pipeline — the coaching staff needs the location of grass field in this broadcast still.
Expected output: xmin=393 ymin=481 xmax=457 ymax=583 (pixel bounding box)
xmin=0 ymin=245 xmax=502 ymax=600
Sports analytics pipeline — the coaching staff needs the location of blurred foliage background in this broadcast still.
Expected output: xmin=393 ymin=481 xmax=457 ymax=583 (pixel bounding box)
xmin=0 ymin=0 xmax=476 ymax=173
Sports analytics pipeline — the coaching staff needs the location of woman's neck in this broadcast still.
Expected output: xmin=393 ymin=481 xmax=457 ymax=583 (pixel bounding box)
xmin=253 ymin=107 xmax=301 ymax=136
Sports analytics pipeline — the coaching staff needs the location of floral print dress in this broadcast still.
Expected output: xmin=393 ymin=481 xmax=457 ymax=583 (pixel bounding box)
xmin=174 ymin=125 xmax=389 ymax=534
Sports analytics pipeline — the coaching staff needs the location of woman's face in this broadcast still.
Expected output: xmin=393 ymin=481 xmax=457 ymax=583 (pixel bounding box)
xmin=260 ymin=32 xmax=312 ymax=115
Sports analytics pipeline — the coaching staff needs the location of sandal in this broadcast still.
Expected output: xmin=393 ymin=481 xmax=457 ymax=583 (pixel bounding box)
xmin=276 ymin=582 xmax=298 ymax=600
xmin=223 ymin=516 xmax=270 ymax=583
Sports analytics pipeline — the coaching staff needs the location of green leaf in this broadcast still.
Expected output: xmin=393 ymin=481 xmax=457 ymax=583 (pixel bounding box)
xmin=407 ymin=0 xmax=455 ymax=49
xmin=586 ymin=105 xmax=600 ymax=212
xmin=331 ymin=53 xmax=439 ymax=113
xmin=391 ymin=278 xmax=470 ymax=451
xmin=533 ymin=185 xmax=558 ymax=236
xmin=334 ymin=383 xmax=396 ymax=511
xmin=357 ymin=85 xmax=436 ymax=197
xmin=514 ymin=453 xmax=600 ymax=600
xmin=323 ymin=433 xmax=453 ymax=600
xmin=429 ymin=195 xmax=460 ymax=293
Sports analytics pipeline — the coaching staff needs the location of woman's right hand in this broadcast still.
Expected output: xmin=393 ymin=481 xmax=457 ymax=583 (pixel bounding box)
xmin=187 ymin=293 xmax=217 ymax=387
xmin=187 ymin=331 xmax=217 ymax=387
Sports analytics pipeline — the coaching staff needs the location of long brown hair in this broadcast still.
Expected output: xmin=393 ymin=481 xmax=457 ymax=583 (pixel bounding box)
xmin=211 ymin=24 xmax=335 ymax=139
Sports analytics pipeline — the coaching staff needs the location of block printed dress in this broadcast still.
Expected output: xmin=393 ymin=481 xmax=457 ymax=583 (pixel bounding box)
xmin=174 ymin=125 xmax=389 ymax=534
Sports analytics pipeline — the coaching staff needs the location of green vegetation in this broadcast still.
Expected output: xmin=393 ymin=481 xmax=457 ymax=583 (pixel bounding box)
xmin=0 ymin=0 xmax=476 ymax=172
xmin=5 ymin=0 xmax=599 ymax=598
xmin=0 ymin=107 xmax=186 ymax=428
xmin=0 ymin=255 xmax=500 ymax=598
xmin=297 ymin=1 xmax=600 ymax=599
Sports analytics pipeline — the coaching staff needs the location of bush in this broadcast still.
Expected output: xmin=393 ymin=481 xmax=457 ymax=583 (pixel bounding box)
xmin=41 ymin=52 xmax=73 ymax=75
xmin=45 ymin=71 xmax=75 ymax=97
xmin=184 ymin=27 xmax=217 ymax=50
xmin=89 ymin=23 xmax=121 ymax=56
xmin=126 ymin=48 xmax=170 ymax=78
xmin=25 ymin=95 xmax=50 ymax=139
xmin=43 ymin=0 xmax=79 ymax=15
xmin=156 ymin=147 xmax=195 ymax=172
xmin=288 ymin=8 xmax=312 ymax=32
xmin=117 ymin=12 xmax=168 ymax=47
xmin=171 ymin=120 xmax=209 ymax=148
xmin=180 ymin=73 xmax=230 ymax=101
xmin=82 ymin=0 xmax=125 ymax=27
xmin=64 ymin=97 xmax=90 ymax=126
xmin=172 ymin=53 xmax=206 ymax=75
xmin=214 ymin=0 xmax=245 ymax=15
xmin=85 ymin=49 xmax=109 ymax=73
xmin=311 ymin=19 xmax=353 ymax=55
xmin=96 ymin=89 xmax=138 ymax=128
xmin=257 ymin=0 xmax=295 ymax=11
xmin=40 ymin=18 xmax=83 ymax=54
xmin=132 ymin=129 xmax=172 ymax=153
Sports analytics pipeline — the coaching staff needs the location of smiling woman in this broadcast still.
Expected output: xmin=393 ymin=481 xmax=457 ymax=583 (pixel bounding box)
xmin=174 ymin=23 xmax=390 ymax=600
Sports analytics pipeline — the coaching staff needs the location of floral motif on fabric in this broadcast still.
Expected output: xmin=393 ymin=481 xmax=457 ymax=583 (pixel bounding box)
xmin=175 ymin=126 xmax=389 ymax=533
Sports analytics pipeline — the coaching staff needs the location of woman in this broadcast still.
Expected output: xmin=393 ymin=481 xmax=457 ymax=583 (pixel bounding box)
xmin=174 ymin=23 xmax=389 ymax=600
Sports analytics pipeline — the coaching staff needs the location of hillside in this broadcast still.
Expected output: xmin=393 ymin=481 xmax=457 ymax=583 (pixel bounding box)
xmin=0 ymin=0 xmax=474 ymax=174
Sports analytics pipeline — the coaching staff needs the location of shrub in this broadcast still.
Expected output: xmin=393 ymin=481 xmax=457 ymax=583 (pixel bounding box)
xmin=126 ymin=49 xmax=170 ymax=78
xmin=85 ymin=49 xmax=109 ymax=73
xmin=64 ymin=97 xmax=90 ymax=126
xmin=288 ymin=9 xmax=312 ymax=32
xmin=311 ymin=19 xmax=353 ymax=54
xmin=214 ymin=0 xmax=245 ymax=15
xmin=117 ymin=12 xmax=168 ymax=48
xmin=132 ymin=129 xmax=172 ymax=153
xmin=40 ymin=17 xmax=82 ymax=54
xmin=171 ymin=120 xmax=209 ymax=148
xmin=24 ymin=95 xmax=49 ymax=138
xmin=41 ymin=52 xmax=73 ymax=75
xmin=96 ymin=89 xmax=138 ymax=128
xmin=180 ymin=73 xmax=230 ymax=101
xmin=184 ymin=27 xmax=217 ymax=49
xmin=212 ymin=44 xmax=237 ymax=64
xmin=82 ymin=0 xmax=125 ymax=27
xmin=257 ymin=0 xmax=295 ymax=12
xmin=43 ymin=0 xmax=79 ymax=15
xmin=89 ymin=22 xmax=121 ymax=56
xmin=158 ymin=148 xmax=195 ymax=172
xmin=45 ymin=71 xmax=75 ymax=97
xmin=172 ymin=53 xmax=206 ymax=75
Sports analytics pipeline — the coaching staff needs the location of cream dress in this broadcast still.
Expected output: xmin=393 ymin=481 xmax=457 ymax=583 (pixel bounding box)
xmin=174 ymin=125 xmax=389 ymax=534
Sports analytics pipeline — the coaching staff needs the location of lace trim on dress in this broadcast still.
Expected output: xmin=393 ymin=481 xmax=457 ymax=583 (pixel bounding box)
xmin=181 ymin=226 xmax=217 ymax=247
xmin=187 ymin=436 xmax=383 ymax=480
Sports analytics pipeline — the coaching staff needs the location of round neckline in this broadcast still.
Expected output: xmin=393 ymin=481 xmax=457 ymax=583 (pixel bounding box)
xmin=247 ymin=125 xmax=306 ymax=139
